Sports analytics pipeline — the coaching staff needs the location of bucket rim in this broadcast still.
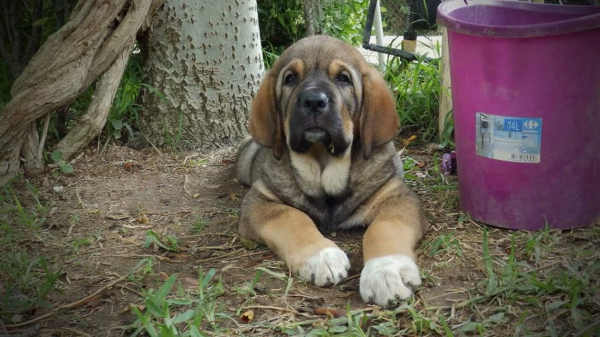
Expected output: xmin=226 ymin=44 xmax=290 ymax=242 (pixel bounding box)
xmin=437 ymin=0 xmax=600 ymax=38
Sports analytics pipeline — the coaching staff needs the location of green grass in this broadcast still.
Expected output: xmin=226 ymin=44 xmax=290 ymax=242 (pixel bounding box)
xmin=0 ymin=182 xmax=61 ymax=322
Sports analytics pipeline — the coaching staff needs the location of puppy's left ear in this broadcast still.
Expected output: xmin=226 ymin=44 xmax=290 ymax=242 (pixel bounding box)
xmin=359 ymin=67 xmax=400 ymax=159
xmin=247 ymin=71 xmax=285 ymax=160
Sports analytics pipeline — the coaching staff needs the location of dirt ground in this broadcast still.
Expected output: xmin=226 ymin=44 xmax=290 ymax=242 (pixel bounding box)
xmin=2 ymin=141 xmax=599 ymax=336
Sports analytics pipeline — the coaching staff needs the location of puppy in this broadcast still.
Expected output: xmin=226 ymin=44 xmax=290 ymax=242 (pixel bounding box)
xmin=236 ymin=35 xmax=428 ymax=306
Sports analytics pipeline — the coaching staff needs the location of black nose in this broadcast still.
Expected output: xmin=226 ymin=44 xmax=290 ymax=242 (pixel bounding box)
xmin=300 ymin=91 xmax=329 ymax=116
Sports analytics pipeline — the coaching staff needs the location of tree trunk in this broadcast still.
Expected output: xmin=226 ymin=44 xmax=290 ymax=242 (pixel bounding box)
xmin=0 ymin=0 xmax=164 ymax=186
xmin=139 ymin=0 xmax=264 ymax=150
xmin=303 ymin=0 xmax=319 ymax=36
xmin=54 ymin=43 xmax=133 ymax=160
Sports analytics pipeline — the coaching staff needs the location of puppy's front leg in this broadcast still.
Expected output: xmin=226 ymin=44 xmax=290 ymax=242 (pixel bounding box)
xmin=359 ymin=181 xmax=428 ymax=306
xmin=238 ymin=182 xmax=350 ymax=286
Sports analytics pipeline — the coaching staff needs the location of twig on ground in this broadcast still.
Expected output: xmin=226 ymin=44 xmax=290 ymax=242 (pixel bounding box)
xmin=142 ymin=133 xmax=162 ymax=155
xmin=5 ymin=271 xmax=133 ymax=329
xmin=574 ymin=320 xmax=600 ymax=337
xmin=75 ymin=188 xmax=86 ymax=210
xmin=50 ymin=327 xmax=93 ymax=337
xmin=0 ymin=324 xmax=41 ymax=337
xmin=241 ymin=305 xmax=301 ymax=315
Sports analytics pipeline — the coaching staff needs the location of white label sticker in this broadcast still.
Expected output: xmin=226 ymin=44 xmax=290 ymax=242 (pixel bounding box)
xmin=475 ymin=112 xmax=542 ymax=163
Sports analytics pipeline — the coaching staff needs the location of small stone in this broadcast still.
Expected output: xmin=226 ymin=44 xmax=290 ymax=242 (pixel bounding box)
xmin=48 ymin=207 xmax=58 ymax=216
xmin=53 ymin=186 xmax=64 ymax=193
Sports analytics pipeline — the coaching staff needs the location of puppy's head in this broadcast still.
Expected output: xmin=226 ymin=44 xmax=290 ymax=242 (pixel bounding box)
xmin=248 ymin=35 xmax=399 ymax=160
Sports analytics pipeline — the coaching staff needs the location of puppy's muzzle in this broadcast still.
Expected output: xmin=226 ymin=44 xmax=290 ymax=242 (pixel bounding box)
xmin=299 ymin=90 xmax=329 ymax=116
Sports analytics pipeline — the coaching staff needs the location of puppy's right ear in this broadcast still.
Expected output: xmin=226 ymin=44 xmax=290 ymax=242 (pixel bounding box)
xmin=247 ymin=72 xmax=284 ymax=160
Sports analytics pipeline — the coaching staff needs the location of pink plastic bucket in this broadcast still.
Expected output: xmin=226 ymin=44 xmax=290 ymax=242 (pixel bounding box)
xmin=437 ymin=0 xmax=600 ymax=230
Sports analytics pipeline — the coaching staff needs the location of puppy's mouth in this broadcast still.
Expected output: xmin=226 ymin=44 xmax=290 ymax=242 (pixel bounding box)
xmin=303 ymin=127 xmax=331 ymax=144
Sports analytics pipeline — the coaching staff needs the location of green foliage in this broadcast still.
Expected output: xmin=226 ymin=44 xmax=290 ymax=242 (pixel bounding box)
xmin=318 ymin=0 xmax=369 ymax=46
xmin=104 ymin=51 xmax=166 ymax=145
xmin=384 ymin=53 xmax=443 ymax=143
xmin=49 ymin=150 xmax=74 ymax=174
xmin=257 ymin=0 xmax=369 ymax=62
xmin=257 ymin=0 xmax=305 ymax=51
xmin=0 ymin=62 xmax=11 ymax=109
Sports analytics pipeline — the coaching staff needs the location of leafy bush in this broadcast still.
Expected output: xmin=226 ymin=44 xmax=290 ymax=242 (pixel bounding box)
xmin=384 ymin=54 xmax=444 ymax=143
xmin=257 ymin=0 xmax=369 ymax=57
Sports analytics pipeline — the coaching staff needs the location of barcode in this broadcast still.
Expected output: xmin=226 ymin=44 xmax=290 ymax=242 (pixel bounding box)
xmin=510 ymin=154 xmax=540 ymax=162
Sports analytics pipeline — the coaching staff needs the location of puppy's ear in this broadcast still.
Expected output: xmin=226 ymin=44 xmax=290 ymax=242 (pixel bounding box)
xmin=359 ymin=67 xmax=400 ymax=159
xmin=247 ymin=72 xmax=285 ymax=160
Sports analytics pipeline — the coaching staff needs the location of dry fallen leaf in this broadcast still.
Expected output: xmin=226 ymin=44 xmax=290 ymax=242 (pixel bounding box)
xmin=240 ymin=310 xmax=254 ymax=323
xmin=229 ymin=193 xmax=239 ymax=201
xmin=313 ymin=307 xmax=347 ymax=318
xmin=87 ymin=297 xmax=103 ymax=308
xmin=123 ymin=303 xmax=145 ymax=313
xmin=10 ymin=314 xmax=24 ymax=324
xmin=106 ymin=213 xmax=130 ymax=220
xmin=137 ymin=213 xmax=149 ymax=224
xmin=221 ymin=159 xmax=234 ymax=165
xmin=181 ymin=277 xmax=199 ymax=290
xmin=401 ymin=134 xmax=418 ymax=147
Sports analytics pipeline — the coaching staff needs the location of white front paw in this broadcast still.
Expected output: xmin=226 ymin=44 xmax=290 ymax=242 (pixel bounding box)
xmin=359 ymin=254 xmax=421 ymax=306
xmin=298 ymin=247 xmax=350 ymax=286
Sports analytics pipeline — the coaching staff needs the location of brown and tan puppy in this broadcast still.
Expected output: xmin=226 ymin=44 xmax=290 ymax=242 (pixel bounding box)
xmin=236 ymin=35 xmax=429 ymax=306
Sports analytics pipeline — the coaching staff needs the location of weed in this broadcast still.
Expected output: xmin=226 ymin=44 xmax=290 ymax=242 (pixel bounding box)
xmin=234 ymin=269 xmax=264 ymax=297
xmin=262 ymin=43 xmax=281 ymax=69
xmin=49 ymin=150 xmax=74 ymax=175
xmin=162 ymin=112 xmax=185 ymax=150
xmin=128 ymin=267 xmax=227 ymax=336
xmin=70 ymin=237 xmax=92 ymax=253
xmin=424 ymin=233 xmax=462 ymax=258
xmin=384 ymin=53 xmax=442 ymax=142
xmin=144 ymin=230 xmax=180 ymax=252
xmin=0 ymin=183 xmax=60 ymax=322
xmin=190 ymin=217 xmax=208 ymax=234
xmin=186 ymin=158 xmax=208 ymax=167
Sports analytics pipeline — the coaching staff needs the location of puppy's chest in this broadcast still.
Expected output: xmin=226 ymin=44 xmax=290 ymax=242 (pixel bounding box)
xmin=288 ymin=154 xmax=366 ymax=230
xmin=290 ymin=152 xmax=352 ymax=197
xmin=305 ymin=193 xmax=357 ymax=230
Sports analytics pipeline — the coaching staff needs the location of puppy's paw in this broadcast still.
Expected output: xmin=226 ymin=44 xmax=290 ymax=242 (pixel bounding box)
xmin=298 ymin=247 xmax=350 ymax=286
xmin=359 ymin=254 xmax=421 ymax=306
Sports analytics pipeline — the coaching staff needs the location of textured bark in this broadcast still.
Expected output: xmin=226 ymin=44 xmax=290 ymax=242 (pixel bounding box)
xmin=0 ymin=0 xmax=164 ymax=186
xmin=139 ymin=0 xmax=264 ymax=149
xmin=55 ymin=43 xmax=133 ymax=160
xmin=303 ymin=0 xmax=318 ymax=36
xmin=55 ymin=0 xmax=160 ymax=160
xmin=21 ymin=122 xmax=44 ymax=176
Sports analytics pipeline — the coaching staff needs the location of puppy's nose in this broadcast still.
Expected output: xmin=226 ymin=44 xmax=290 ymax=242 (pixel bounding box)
xmin=300 ymin=91 xmax=329 ymax=116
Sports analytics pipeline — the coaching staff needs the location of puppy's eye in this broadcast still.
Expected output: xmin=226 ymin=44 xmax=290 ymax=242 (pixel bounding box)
xmin=336 ymin=74 xmax=351 ymax=83
xmin=284 ymin=74 xmax=297 ymax=84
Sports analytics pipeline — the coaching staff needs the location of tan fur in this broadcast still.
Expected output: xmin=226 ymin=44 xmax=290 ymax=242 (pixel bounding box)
xmin=238 ymin=195 xmax=338 ymax=273
xmin=360 ymin=179 xmax=427 ymax=261
xmin=248 ymin=72 xmax=284 ymax=159
xmin=359 ymin=67 xmax=401 ymax=159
